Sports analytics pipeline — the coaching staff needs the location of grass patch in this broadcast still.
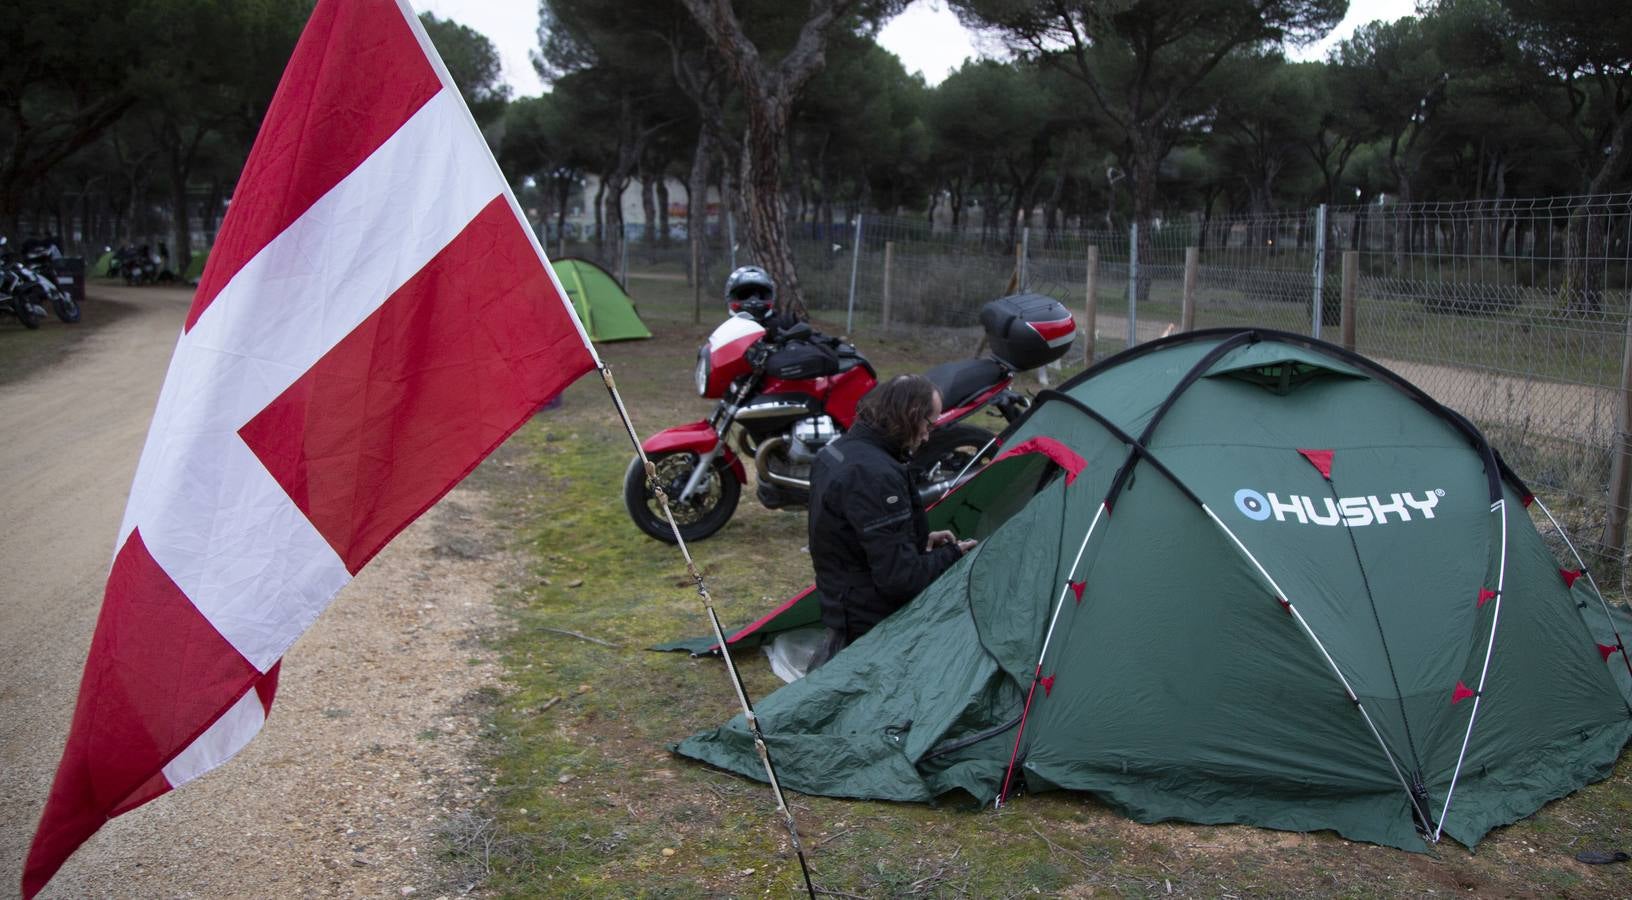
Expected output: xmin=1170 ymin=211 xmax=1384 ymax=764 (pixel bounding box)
xmin=454 ymin=265 xmax=1632 ymax=897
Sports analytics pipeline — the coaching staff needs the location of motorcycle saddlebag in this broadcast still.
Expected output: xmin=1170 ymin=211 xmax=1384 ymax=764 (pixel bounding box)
xmin=979 ymin=293 xmax=1077 ymax=370
xmin=764 ymin=340 xmax=840 ymax=380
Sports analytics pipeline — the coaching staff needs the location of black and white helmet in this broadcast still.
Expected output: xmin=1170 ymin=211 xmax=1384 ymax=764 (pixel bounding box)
xmin=724 ymin=265 xmax=775 ymax=317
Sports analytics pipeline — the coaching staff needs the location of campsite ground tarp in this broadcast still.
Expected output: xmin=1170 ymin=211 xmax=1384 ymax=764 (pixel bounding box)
xmin=674 ymin=328 xmax=1632 ymax=851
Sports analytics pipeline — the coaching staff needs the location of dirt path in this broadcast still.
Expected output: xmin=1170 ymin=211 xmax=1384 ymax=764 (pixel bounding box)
xmin=1091 ymin=312 xmax=1619 ymax=445
xmin=1 ymin=285 xmax=510 ymax=898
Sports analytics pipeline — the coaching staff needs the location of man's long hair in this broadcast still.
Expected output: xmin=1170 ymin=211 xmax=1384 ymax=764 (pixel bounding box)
xmin=856 ymin=374 xmax=938 ymax=453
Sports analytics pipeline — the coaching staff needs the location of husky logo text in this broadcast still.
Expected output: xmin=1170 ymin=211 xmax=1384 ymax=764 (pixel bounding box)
xmin=1233 ymin=487 xmax=1444 ymax=527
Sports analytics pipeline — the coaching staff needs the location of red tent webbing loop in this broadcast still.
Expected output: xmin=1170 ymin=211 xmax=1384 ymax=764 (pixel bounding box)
xmin=1297 ymin=448 xmax=1334 ymax=480
xmin=1477 ymin=588 xmax=1497 ymax=608
xmin=1561 ymin=568 xmax=1584 ymax=588
xmin=1451 ymin=681 xmax=1477 ymax=704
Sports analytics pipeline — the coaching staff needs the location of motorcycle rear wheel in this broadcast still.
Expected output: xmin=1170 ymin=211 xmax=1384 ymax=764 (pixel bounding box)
xmin=911 ymin=424 xmax=999 ymax=488
xmin=623 ymin=451 xmax=741 ymax=543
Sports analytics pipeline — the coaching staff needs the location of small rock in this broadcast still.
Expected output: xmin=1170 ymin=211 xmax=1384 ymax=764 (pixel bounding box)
xmin=400 ymin=887 xmax=417 ymax=896
xmin=576 ymin=683 xmax=592 ymax=694
xmin=557 ymin=774 xmax=574 ymax=784
xmin=661 ymin=847 xmax=676 ymax=857
xmin=568 ymin=578 xmax=584 ymax=588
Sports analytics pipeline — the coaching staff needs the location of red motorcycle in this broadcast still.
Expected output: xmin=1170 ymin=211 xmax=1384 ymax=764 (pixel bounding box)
xmin=623 ymin=293 xmax=1077 ymax=543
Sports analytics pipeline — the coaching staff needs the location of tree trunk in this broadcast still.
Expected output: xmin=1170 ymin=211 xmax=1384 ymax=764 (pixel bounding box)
xmin=657 ymin=177 xmax=671 ymax=248
xmin=592 ymin=177 xmax=606 ymax=251
xmin=1130 ymin=143 xmax=1159 ymax=302
xmin=687 ymin=127 xmax=715 ymax=284
xmin=168 ymin=155 xmax=192 ymax=279
xmin=640 ymin=170 xmax=657 ymax=246
xmin=740 ymin=100 xmax=805 ymax=318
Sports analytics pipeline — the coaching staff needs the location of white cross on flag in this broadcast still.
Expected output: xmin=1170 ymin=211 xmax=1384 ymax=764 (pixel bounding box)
xmin=24 ymin=1 xmax=597 ymax=894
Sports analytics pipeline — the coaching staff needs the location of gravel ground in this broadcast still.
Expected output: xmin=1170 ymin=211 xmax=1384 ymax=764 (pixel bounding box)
xmin=1 ymin=286 xmax=513 ymax=899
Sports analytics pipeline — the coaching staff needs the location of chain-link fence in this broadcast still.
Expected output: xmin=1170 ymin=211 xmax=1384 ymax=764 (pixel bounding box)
xmin=568 ymin=194 xmax=1632 ymax=566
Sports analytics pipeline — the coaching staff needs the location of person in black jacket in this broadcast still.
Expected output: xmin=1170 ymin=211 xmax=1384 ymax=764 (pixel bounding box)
xmin=806 ymin=374 xmax=976 ymax=669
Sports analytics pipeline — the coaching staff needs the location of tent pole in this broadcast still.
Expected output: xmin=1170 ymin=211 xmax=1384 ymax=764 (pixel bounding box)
xmin=1433 ymin=498 xmax=1512 ymax=843
xmin=1200 ymin=504 xmax=1435 ymax=834
xmin=999 ymin=502 xmax=1109 ymax=806
xmin=1532 ymin=496 xmax=1632 ymax=681
xmin=594 ymin=364 xmax=818 ymax=898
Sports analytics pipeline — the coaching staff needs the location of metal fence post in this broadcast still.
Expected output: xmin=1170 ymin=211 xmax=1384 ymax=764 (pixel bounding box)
xmin=1181 ymin=246 xmax=1198 ymax=331
xmin=882 ymin=239 xmax=895 ymax=330
xmin=1340 ymin=249 xmax=1357 ymax=351
xmin=1604 ymin=304 xmax=1632 ymax=555
xmin=1311 ymin=203 xmax=1328 ymax=339
xmin=1084 ymin=245 xmax=1099 ymax=366
xmin=1127 ymin=223 xmax=1139 ymax=346
xmin=846 ymin=214 xmax=863 ymax=333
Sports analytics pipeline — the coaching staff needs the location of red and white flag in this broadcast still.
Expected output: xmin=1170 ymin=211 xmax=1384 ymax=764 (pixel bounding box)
xmin=23 ymin=2 xmax=597 ymax=894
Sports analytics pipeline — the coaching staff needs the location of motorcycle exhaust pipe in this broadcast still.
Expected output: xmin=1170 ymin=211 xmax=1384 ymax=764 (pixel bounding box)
xmin=753 ymin=437 xmax=811 ymax=491
xmin=916 ymin=471 xmax=978 ymax=505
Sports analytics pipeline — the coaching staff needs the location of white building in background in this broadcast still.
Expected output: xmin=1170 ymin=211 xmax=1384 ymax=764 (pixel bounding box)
xmin=532 ymin=175 xmax=724 ymax=242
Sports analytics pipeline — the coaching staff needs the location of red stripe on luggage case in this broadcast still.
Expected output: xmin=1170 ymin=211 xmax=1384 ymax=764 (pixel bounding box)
xmin=240 ymin=196 xmax=595 ymax=574
xmin=24 ymin=530 xmax=260 ymax=897
xmin=1027 ymin=316 xmax=1076 ymax=343
xmin=187 ymin=0 xmax=443 ymax=331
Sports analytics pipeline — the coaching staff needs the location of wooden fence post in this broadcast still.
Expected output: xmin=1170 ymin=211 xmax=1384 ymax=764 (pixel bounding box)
xmin=1181 ymin=246 xmax=1198 ymax=331
xmin=1084 ymin=245 xmax=1099 ymax=366
xmin=882 ymin=240 xmax=895 ymax=330
xmin=1341 ymin=250 xmax=1358 ymax=352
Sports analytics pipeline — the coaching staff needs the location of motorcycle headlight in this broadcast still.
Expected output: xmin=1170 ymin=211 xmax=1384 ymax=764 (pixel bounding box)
xmin=694 ymin=346 xmax=711 ymax=396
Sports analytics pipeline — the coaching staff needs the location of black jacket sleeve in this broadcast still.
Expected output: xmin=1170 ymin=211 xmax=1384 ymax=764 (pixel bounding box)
xmin=841 ymin=464 xmax=963 ymax=608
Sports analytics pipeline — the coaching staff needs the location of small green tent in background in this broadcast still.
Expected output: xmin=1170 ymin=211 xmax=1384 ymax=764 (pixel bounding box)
xmin=183 ymin=249 xmax=208 ymax=281
xmin=91 ymin=250 xmax=116 ymax=277
xmin=550 ymin=257 xmax=651 ymax=342
xmin=676 ymin=328 xmax=1632 ymax=851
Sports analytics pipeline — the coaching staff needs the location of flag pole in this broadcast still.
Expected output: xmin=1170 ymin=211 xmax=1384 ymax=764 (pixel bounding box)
xmin=595 ymin=367 xmax=819 ymax=898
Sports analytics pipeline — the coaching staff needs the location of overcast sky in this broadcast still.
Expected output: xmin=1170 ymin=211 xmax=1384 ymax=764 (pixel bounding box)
xmin=412 ymin=0 xmax=1421 ymax=98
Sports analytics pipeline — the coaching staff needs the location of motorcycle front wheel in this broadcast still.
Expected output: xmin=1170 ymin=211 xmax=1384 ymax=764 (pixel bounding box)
xmin=10 ymin=294 xmax=41 ymax=329
xmin=623 ymin=451 xmax=741 ymax=543
xmin=51 ymin=290 xmax=79 ymax=323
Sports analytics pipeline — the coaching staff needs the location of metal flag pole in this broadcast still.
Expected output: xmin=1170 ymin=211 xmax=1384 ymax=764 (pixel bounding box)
xmin=594 ymin=365 xmax=819 ymax=899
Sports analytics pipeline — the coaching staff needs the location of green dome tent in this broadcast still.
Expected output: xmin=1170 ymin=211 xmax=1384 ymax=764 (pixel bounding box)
xmin=676 ymin=328 xmax=1632 ymax=851
xmin=550 ymin=257 xmax=651 ymax=342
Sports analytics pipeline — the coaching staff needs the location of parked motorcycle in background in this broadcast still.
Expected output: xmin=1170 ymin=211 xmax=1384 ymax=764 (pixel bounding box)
xmin=17 ymin=239 xmax=80 ymax=323
xmin=623 ymin=267 xmax=1076 ymax=543
xmin=1 ymin=236 xmax=78 ymax=328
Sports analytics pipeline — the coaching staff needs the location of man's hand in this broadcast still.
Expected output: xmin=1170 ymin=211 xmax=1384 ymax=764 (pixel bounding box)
xmin=956 ymin=538 xmax=977 ymax=554
xmin=926 ymin=529 xmax=956 ymax=550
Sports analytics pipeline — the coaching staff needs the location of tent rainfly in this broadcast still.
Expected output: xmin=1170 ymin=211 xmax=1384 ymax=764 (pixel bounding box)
xmin=549 ymin=257 xmax=652 ymax=342
xmin=674 ymin=328 xmax=1632 ymax=850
